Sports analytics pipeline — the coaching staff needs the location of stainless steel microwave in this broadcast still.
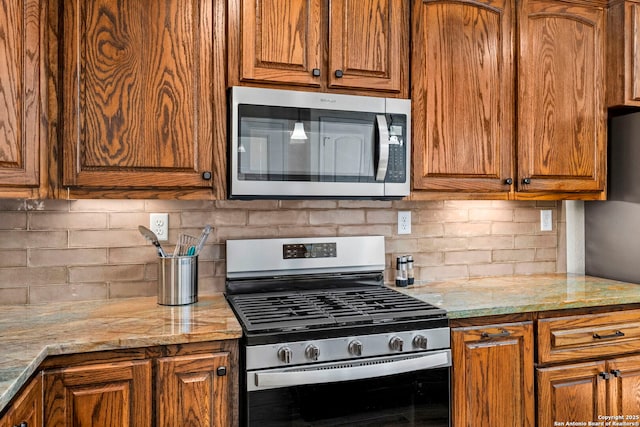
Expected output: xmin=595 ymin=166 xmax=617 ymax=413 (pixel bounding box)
xmin=229 ymin=86 xmax=411 ymax=199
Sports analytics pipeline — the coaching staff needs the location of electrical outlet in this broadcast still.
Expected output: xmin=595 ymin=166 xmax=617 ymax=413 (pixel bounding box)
xmin=398 ymin=211 xmax=411 ymax=235
xmin=150 ymin=213 xmax=169 ymax=241
xmin=540 ymin=210 xmax=552 ymax=231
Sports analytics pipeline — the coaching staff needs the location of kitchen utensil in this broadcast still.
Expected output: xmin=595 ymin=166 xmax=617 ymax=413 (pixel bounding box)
xmin=194 ymin=224 xmax=212 ymax=255
xmin=173 ymin=233 xmax=198 ymax=257
xmin=138 ymin=225 xmax=168 ymax=257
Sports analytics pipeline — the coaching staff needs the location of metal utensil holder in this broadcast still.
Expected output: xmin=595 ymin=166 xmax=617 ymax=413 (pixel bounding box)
xmin=157 ymin=255 xmax=198 ymax=305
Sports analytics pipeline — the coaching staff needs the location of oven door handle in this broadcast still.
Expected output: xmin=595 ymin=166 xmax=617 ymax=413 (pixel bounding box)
xmin=251 ymin=350 xmax=450 ymax=391
xmin=375 ymin=114 xmax=390 ymax=181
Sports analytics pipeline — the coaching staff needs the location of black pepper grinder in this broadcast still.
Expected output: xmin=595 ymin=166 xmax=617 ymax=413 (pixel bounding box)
xmin=395 ymin=256 xmax=408 ymax=287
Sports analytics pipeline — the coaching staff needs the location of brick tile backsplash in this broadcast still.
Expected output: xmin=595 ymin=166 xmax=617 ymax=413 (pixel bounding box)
xmin=0 ymin=199 xmax=564 ymax=304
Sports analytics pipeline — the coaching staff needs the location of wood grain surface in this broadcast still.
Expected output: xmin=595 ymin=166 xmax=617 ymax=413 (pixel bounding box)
xmin=156 ymin=352 xmax=231 ymax=427
xmin=63 ymin=0 xmax=216 ymax=190
xmin=452 ymin=321 xmax=534 ymax=427
xmin=517 ymin=0 xmax=606 ymax=193
xmin=0 ymin=0 xmax=41 ymax=188
xmin=412 ymin=0 xmax=514 ymax=193
xmin=43 ymin=360 xmax=152 ymax=427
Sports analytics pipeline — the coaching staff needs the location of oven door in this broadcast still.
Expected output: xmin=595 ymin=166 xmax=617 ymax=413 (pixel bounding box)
xmin=229 ymin=86 xmax=410 ymax=199
xmin=245 ymin=350 xmax=451 ymax=427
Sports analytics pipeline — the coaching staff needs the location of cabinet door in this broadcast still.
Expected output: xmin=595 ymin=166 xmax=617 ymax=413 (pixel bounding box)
xmin=43 ymin=360 xmax=152 ymax=427
xmin=606 ymin=1 xmax=640 ymax=107
xmin=235 ymin=0 xmax=323 ymax=87
xmin=0 ymin=374 xmax=42 ymax=427
xmin=609 ymin=354 xmax=640 ymax=416
xmin=62 ymin=0 xmax=215 ymax=189
xmin=0 ymin=0 xmax=42 ymax=189
xmin=156 ymin=352 xmax=230 ymax=427
xmin=328 ymin=0 xmax=407 ymax=94
xmin=451 ymin=322 xmax=534 ymax=427
xmin=537 ymin=361 xmax=607 ymax=427
xmin=411 ymin=0 xmax=514 ymax=194
xmin=517 ymin=0 xmax=606 ymax=194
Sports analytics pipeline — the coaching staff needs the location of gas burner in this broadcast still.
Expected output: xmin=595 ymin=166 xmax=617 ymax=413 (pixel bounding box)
xmin=227 ymin=286 xmax=446 ymax=334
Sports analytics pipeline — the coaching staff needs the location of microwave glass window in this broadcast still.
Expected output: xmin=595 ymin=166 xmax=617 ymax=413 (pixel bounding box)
xmin=238 ymin=105 xmax=379 ymax=182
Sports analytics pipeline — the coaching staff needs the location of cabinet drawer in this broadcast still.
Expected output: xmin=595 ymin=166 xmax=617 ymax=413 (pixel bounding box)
xmin=538 ymin=309 xmax=640 ymax=364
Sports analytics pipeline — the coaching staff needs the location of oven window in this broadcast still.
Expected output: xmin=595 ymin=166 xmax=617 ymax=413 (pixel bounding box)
xmin=237 ymin=105 xmax=380 ymax=183
xmin=246 ymin=368 xmax=450 ymax=427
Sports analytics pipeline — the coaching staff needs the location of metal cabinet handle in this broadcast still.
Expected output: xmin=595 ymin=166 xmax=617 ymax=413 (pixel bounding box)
xmin=335 ymin=69 xmax=344 ymax=78
xmin=505 ymin=178 xmax=513 ymax=185
xmin=593 ymin=330 xmax=625 ymax=340
xmin=312 ymin=68 xmax=321 ymax=77
xmin=522 ymin=178 xmax=531 ymax=185
xmin=481 ymin=329 xmax=511 ymax=339
xmin=202 ymin=171 xmax=212 ymax=180
xmin=599 ymin=372 xmax=611 ymax=380
xmin=611 ymin=369 xmax=622 ymax=377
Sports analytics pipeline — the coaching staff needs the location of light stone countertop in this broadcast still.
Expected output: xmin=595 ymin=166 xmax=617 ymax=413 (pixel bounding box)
xmin=0 ymin=294 xmax=242 ymax=414
xmin=398 ymin=273 xmax=640 ymax=319
xmin=3 ymin=274 xmax=640 ymax=415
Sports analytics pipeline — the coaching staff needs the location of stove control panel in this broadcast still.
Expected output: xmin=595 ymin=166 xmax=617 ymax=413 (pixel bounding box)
xmin=245 ymin=327 xmax=451 ymax=371
xmin=283 ymin=242 xmax=337 ymax=259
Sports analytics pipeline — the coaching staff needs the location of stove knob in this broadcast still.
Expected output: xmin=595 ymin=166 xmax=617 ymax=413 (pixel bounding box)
xmin=277 ymin=346 xmax=293 ymax=364
xmin=305 ymin=344 xmax=320 ymax=361
xmin=348 ymin=340 xmax=363 ymax=356
xmin=389 ymin=336 xmax=404 ymax=352
xmin=413 ymin=335 xmax=428 ymax=350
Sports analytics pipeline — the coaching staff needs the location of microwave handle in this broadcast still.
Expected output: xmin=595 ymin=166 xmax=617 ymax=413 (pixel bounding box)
xmin=375 ymin=115 xmax=390 ymax=181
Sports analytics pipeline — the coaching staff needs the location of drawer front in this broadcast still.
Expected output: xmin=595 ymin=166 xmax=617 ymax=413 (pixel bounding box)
xmin=538 ymin=309 xmax=640 ymax=364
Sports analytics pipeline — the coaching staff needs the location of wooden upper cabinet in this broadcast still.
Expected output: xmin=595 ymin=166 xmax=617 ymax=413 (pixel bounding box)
xmin=411 ymin=0 xmax=514 ymax=194
xmin=230 ymin=0 xmax=408 ymax=96
xmin=0 ymin=0 xmax=44 ymax=194
xmin=451 ymin=322 xmax=534 ymax=427
xmin=237 ymin=0 xmax=323 ymax=87
xmin=328 ymin=0 xmax=407 ymax=93
xmin=43 ymin=360 xmax=152 ymax=427
xmin=516 ymin=0 xmax=606 ymax=194
xmin=156 ymin=352 xmax=231 ymax=427
xmin=607 ymin=0 xmax=640 ymax=107
xmin=62 ymin=0 xmax=217 ymax=191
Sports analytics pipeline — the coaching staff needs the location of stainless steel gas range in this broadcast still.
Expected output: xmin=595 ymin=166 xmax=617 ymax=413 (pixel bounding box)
xmin=225 ymin=236 xmax=451 ymax=426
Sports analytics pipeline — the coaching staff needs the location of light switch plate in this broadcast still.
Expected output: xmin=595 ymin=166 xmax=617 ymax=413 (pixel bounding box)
xmin=540 ymin=210 xmax=552 ymax=231
xmin=150 ymin=213 xmax=169 ymax=241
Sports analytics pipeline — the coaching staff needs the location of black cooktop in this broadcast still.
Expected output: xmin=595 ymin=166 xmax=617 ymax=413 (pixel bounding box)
xmin=226 ymin=286 xmax=446 ymax=334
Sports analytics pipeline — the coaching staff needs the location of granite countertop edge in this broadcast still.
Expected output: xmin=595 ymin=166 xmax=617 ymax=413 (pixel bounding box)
xmin=0 ymin=294 xmax=242 ymax=415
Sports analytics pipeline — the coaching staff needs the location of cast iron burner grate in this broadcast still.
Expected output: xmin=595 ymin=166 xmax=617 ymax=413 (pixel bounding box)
xmin=227 ymin=286 xmax=446 ymax=333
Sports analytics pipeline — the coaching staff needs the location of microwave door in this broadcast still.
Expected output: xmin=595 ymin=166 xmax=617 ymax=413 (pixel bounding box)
xmin=311 ymin=111 xmax=378 ymax=183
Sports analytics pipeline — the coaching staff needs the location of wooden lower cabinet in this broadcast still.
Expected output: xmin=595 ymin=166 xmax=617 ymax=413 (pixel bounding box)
xmin=451 ymin=321 xmax=534 ymax=427
xmin=156 ymin=352 xmax=231 ymax=427
xmin=609 ymin=354 xmax=640 ymax=416
xmin=538 ymin=355 xmax=640 ymax=427
xmin=40 ymin=340 xmax=238 ymax=426
xmin=0 ymin=374 xmax=42 ymax=427
xmin=43 ymin=360 xmax=152 ymax=427
xmin=537 ymin=361 xmax=607 ymax=427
